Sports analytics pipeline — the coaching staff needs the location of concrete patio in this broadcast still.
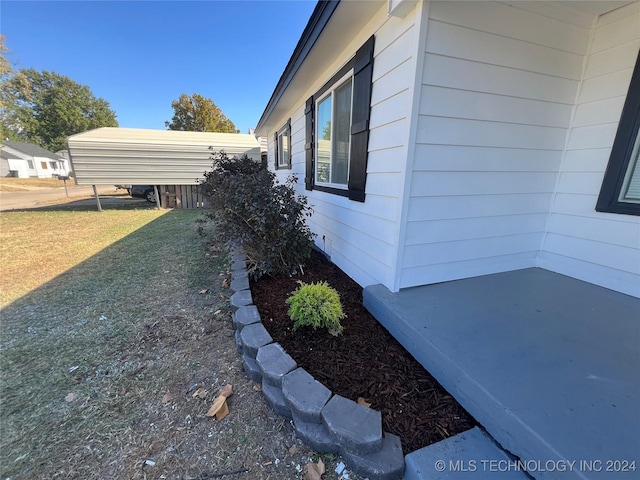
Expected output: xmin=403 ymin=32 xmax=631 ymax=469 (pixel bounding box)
xmin=364 ymin=268 xmax=639 ymax=480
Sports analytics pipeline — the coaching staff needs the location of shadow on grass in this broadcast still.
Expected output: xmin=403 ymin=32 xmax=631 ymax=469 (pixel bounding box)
xmin=3 ymin=194 xmax=155 ymax=213
xmin=0 ymin=208 xmax=228 ymax=478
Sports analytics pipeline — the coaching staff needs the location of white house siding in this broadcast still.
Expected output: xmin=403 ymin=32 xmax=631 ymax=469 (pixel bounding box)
xmin=268 ymin=2 xmax=423 ymax=289
xmin=399 ymin=1 xmax=594 ymax=289
xmin=540 ymin=2 xmax=640 ymax=298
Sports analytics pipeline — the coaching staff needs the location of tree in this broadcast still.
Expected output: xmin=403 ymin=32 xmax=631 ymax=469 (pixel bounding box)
xmin=165 ymin=93 xmax=238 ymax=133
xmin=0 ymin=35 xmax=26 ymax=142
xmin=0 ymin=64 xmax=118 ymax=152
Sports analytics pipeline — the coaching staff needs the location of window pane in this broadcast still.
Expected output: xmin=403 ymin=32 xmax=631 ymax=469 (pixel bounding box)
xmin=332 ymin=79 xmax=352 ymax=185
xmin=281 ymin=130 xmax=289 ymax=166
xmin=620 ymin=129 xmax=640 ymax=202
xmin=316 ymin=95 xmax=332 ymax=184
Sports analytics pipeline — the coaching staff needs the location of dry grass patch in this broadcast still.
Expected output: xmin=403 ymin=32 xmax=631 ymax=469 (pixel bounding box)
xmin=0 ymin=177 xmax=67 ymax=191
xmin=1 ymin=208 xmax=355 ymax=480
xmin=0 ymin=209 xmax=166 ymax=306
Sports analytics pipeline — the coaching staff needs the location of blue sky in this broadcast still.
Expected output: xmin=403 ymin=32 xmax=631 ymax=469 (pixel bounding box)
xmin=1 ymin=1 xmax=317 ymax=133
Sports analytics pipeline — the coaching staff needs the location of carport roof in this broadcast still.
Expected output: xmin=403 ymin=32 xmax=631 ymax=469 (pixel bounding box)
xmin=66 ymin=127 xmax=262 ymax=185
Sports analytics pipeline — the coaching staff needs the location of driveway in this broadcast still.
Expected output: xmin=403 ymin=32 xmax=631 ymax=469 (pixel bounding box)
xmin=0 ymin=185 xmax=145 ymax=211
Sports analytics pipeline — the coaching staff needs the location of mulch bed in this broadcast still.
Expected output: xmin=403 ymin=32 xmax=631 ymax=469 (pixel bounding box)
xmin=250 ymin=249 xmax=477 ymax=455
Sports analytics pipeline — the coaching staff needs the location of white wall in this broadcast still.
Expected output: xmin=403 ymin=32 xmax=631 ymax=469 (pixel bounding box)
xmin=399 ymin=1 xmax=593 ymax=289
xmin=268 ymin=1 xmax=424 ymax=289
xmin=7 ymin=158 xmax=30 ymax=178
xmin=540 ymin=2 xmax=640 ymax=298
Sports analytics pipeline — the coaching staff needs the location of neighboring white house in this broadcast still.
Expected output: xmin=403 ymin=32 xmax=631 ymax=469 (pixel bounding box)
xmin=0 ymin=140 xmax=69 ymax=178
xmin=255 ymin=0 xmax=640 ymax=299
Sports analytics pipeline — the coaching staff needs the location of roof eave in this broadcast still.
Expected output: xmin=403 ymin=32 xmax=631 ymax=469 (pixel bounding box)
xmin=255 ymin=0 xmax=340 ymax=135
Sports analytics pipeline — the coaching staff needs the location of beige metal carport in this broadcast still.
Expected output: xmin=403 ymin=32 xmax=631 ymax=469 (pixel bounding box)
xmin=67 ymin=127 xmax=262 ymax=209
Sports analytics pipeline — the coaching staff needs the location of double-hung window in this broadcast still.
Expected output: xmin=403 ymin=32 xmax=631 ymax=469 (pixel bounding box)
xmin=275 ymin=119 xmax=291 ymax=170
xmin=596 ymin=50 xmax=640 ymax=216
xmin=304 ymin=35 xmax=375 ymax=202
xmin=315 ymin=73 xmax=353 ymax=187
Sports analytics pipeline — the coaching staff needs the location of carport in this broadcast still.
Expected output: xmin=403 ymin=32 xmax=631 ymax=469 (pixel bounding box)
xmin=66 ymin=127 xmax=262 ymax=210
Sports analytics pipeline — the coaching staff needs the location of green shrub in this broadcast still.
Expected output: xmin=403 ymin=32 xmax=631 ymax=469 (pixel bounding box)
xmin=286 ymin=281 xmax=345 ymax=336
xmin=200 ymin=151 xmax=315 ymax=279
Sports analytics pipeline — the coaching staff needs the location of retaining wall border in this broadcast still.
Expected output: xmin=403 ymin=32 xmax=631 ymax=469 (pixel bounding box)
xmin=228 ymin=250 xmax=404 ymax=480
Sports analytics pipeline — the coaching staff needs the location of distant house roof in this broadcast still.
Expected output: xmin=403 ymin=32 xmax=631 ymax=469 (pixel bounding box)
xmin=1 ymin=140 xmax=62 ymax=160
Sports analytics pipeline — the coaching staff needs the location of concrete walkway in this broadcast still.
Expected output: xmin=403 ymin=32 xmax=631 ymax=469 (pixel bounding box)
xmin=0 ymin=185 xmax=117 ymax=211
xmin=364 ymin=268 xmax=640 ymax=480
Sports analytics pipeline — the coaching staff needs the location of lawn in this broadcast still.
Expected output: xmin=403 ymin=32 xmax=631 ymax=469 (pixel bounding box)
xmin=0 ymin=208 xmax=168 ymax=307
xmin=0 ymin=208 xmax=251 ymax=478
xmin=0 ymin=177 xmax=68 ymax=192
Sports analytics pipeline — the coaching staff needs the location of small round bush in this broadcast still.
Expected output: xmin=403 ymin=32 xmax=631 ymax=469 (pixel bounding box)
xmin=286 ymin=281 xmax=345 ymax=336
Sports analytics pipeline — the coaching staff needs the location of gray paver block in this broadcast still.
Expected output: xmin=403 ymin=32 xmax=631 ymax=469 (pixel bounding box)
xmin=262 ymin=382 xmax=292 ymax=419
xmin=282 ymin=368 xmax=332 ymax=424
xmin=242 ymin=353 xmax=262 ymax=382
xmin=231 ymin=251 xmax=246 ymax=263
xmin=292 ymin=412 xmax=339 ymax=454
xmin=234 ymin=329 xmax=243 ymax=355
xmin=233 ymin=305 xmax=261 ymax=331
xmin=231 ymin=268 xmax=248 ymax=280
xmin=239 ymin=323 xmax=273 ymax=359
xmin=341 ymin=433 xmax=404 ymax=480
xmin=257 ymin=343 xmax=297 ymax=388
xmin=230 ymin=276 xmax=250 ymax=293
xmin=322 ymin=394 xmax=382 ymax=455
xmin=230 ymin=290 xmax=252 ymax=311
xmin=231 ymin=259 xmax=247 ymax=272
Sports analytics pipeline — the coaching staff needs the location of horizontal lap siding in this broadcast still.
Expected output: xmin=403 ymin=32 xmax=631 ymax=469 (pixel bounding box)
xmin=540 ymin=2 xmax=640 ymax=298
xmin=399 ymin=1 xmax=590 ymax=288
xmin=266 ymin=4 xmax=417 ymax=289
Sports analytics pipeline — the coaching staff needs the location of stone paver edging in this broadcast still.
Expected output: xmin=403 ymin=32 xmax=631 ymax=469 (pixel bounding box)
xmin=228 ymin=251 xmax=405 ymax=480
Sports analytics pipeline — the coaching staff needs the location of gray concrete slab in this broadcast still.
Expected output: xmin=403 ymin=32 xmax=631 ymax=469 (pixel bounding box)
xmin=404 ymin=427 xmax=530 ymax=480
xmin=364 ymin=268 xmax=640 ymax=480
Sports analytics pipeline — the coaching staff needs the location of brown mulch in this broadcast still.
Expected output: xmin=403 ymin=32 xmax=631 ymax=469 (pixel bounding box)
xmin=250 ymin=250 xmax=477 ymax=455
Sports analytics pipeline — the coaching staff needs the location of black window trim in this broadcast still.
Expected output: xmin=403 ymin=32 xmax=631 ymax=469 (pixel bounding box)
xmin=304 ymin=35 xmax=375 ymax=202
xmin=596 ymin=49 xmax=640 ymax=216
xmin=274 ymin=118 xmax=292 ymax=170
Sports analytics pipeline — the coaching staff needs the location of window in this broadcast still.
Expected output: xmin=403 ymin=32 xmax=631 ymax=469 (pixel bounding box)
xmin=596 ymin=50 xmax=640 ymax=215
xmin=27 ymin=160 xmax=34 ymax=169
xmin=49 ymin=161 xmax=57 ymax=169
xmin=304 ymin=35 xmax=375 ymax=202
xmin=274 ymin=119 xmax=291 ymax=170
xmin=316 ymin=74 xmax=353 ymax=186
xmin=41 ymin=162 xmax=48 ymax=169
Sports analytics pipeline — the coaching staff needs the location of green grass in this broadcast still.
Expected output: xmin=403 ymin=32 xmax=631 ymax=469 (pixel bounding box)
xmin=0 ymin=208 xmax=230 ymax=478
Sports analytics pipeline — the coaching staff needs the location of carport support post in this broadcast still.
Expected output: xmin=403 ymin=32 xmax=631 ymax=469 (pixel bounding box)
xmin=153 ymin=185 xmax=161 ymax=209
xmin=92 ymin=185 xmax=103 ymax=212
